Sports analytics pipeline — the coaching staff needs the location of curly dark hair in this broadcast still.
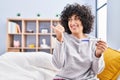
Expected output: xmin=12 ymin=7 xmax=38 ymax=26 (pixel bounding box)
xmin=60 ymin=3 xmax=94 ymax=34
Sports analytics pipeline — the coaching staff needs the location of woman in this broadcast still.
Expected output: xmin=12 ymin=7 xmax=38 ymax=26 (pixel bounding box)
xmin=52 ymin=3 xmax=107 ymax=80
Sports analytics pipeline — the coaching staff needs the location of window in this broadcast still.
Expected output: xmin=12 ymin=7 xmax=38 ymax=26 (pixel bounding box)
xmin=97 ymin=0 xmax=107 ymax=41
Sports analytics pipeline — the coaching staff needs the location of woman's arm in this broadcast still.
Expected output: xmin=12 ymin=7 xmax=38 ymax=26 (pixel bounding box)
xmin=52 ymin=40 xmax=65 ymax=69
xmin=92 ymin=53 xmax=105 ymax=74
xmin=51 ymin=24 xmax=65 ymax=69
xmin=92 ymin=40 xmax=107 ymax=74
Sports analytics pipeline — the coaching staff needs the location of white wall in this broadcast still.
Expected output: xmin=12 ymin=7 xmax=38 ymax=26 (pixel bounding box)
xmin=107 ymin=0 xmax=120 ymax=50
xmin=0 ymin=0 xmax=96 ymax=54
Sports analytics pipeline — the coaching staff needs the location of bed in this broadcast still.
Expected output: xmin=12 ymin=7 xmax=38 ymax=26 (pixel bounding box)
xmin=0 ymin=48 xmax=120 ymax=80
xmin=0 ymin=52 xmax=59 ymax=80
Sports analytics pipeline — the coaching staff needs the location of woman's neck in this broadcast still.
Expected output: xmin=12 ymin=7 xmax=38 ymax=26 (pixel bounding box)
xmin=72 ymin=33 xmax=87 ymax=39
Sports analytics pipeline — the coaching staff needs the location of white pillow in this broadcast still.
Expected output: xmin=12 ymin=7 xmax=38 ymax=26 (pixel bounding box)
xmin=1 ymin=52 xmax=58 ymax=71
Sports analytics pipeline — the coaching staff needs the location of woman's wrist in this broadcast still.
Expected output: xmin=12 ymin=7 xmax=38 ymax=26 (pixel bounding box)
xmin=95 ymin=52 xmax=102 ymax=58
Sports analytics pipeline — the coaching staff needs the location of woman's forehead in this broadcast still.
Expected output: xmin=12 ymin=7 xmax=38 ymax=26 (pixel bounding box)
xmin=69 ymin=14 xmax=79 ymax=18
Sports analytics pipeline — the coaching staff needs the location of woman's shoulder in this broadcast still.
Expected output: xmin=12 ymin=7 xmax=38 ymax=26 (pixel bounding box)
xmin=63 ymin=32 xmax=71 ymax=39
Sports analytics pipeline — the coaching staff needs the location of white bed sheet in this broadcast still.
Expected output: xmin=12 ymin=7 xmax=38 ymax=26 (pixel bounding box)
xmin=0 ymin=52 xmax=58 ymax=80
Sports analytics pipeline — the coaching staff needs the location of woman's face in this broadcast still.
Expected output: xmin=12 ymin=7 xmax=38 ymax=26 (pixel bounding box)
xmin=68 ymin=15 xmax=83 ymax=35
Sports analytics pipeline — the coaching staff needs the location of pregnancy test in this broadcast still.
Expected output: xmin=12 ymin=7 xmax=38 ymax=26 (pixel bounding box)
xmin=81 ymin=38 xmax=100 ymax=42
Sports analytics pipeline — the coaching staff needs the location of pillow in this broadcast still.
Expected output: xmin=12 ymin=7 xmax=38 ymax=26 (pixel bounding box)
xmin=25 ymin=52 xmax=59 ymax=71
xmin=1 ymin=52 xmax=30 ymax=68
xmin=97 ymin=48 xmax=120 ymax=80
xmin=1 ymin=52 xmax=59 ymax=71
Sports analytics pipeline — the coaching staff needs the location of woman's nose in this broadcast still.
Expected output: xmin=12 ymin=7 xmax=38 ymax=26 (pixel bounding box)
xmin=70 ymin=19 xmax=76 ymax=25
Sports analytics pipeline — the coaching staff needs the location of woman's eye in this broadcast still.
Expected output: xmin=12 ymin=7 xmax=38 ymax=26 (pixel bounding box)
xmin=75 ymin=17 xmax=79 ymax=20
xmin=68 ymin=18 xmax=72 ymax=21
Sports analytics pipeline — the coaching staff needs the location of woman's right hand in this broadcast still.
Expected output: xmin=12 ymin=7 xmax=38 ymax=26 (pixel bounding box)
xmin=51 ymin=24 xmax=65 ymax=42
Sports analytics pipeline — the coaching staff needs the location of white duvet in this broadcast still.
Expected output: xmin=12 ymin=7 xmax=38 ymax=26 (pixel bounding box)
xmin=0 ymin=52 xmax=58 ymax=80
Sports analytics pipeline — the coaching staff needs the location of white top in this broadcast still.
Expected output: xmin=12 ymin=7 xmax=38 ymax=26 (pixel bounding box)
xmin=52 ymin=33 xmax=105 ymax=80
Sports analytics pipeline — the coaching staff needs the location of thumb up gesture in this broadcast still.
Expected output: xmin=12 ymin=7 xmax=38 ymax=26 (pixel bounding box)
xmin=51 ymin=24 xmax=65 ymax=42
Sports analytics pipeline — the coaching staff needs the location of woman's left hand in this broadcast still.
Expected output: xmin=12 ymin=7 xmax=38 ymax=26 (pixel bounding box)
xmin=95 ymin=40 xmax=108 ymax=58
